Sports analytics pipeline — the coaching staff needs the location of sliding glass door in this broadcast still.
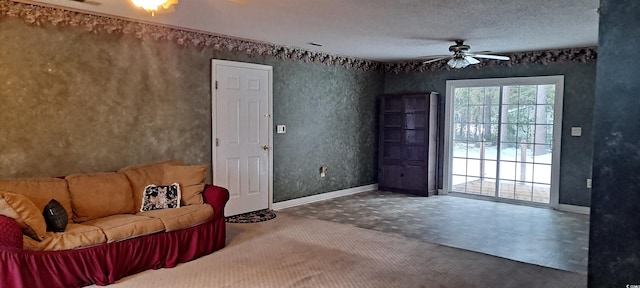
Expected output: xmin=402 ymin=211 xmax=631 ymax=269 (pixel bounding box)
xmin=444 ymin=76 xmax=563 ymax=206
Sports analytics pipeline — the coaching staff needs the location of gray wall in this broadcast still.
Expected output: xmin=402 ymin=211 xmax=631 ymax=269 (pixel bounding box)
xmin=588 ymin=0 xmax=640 ymax=286
xmin=271 ymin=61 xmax=381 ymax=202
xmin=385 ymin=61 xmax=596 ymax=207
xmin=0 ymin=18 xmax=383 ymax=202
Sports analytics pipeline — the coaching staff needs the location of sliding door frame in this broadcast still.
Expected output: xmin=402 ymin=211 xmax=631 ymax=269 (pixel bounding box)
xmin=442 ymin=76 xmax=564 ymax=208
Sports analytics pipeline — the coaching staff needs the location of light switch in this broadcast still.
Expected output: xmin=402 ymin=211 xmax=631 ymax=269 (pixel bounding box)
xmin=276 ymin=125 xmax=286 ymax=134
xmin=571 ymin=127 xmax=582 ymax=137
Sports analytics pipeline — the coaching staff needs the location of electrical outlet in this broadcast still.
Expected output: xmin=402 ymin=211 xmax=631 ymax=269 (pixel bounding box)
xmin=571 ymin=127 xmax=582 ymax=137
xmin=587 ymin=178 xmax=592 ymax=188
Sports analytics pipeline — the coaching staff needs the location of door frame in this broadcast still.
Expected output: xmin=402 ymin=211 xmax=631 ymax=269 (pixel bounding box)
xmin=442 ymin=75 xmax=564 ymax=209
xmin=211 ymin=59 xmax=274 ymax=210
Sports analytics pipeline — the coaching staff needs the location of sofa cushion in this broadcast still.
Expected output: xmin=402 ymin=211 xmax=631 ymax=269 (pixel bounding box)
xmin=163 ymin=164 xmax=207 ymax=206
xmin=82 ymin=214 xmax=165 ymax=243
xmin=0 ymin=177 xmax=73 ymax=222
xmin=66 ymin=173 xmax=135 ymax=222
xmin=43 ymin=199 xmax=69 ymax=232
xmin=0 ymin=191 xmax=47 ymax=241
xmin=119 ymin=160 xmax=183 ymax=214
xmin=23 ymin=223 xmax=107 ymax=251
xmin=137 ymin=204 xmax=213 ymax=232
xmin=140 ymin=184 xmax=181 ymax=211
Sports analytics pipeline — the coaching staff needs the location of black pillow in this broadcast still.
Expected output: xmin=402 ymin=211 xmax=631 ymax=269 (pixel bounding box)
xmin=42 ymin=199 xmax=68 ymax=232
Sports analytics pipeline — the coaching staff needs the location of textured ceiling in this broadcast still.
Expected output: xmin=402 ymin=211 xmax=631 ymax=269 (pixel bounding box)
xmin=26 ymin=0 xmax=600 ymax=62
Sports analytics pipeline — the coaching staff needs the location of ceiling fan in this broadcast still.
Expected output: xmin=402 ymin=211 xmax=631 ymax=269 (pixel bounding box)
xmin=69 ymin=0 xmax=102 ymax=5
xmin=423 ymin=40 xmax=510 ymax=68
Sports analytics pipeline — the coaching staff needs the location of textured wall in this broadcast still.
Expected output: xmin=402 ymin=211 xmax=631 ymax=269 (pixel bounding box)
xmin=0 ymin=18 xmax=212 ymax=177
xmin=270 ymin=61 xmax=381 ymax=202
xmin=385 ymin=61 xmax=596 ymax=207
xmin=588 ymin=0 xmax=640 ymax=286
xmin=0 ymin=17 xmax=383 ymax=201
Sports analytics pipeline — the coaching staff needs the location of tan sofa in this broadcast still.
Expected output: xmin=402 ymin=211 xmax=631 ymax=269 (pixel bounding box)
xmin=0 ymin=160 xmax=229 ymax=287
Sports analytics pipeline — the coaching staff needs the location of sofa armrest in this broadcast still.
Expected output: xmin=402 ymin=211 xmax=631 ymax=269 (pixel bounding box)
xmin=202 ymin=184 xmax=229 ymax=218
xmin=0 ymin=216 xmax=23 ymax=250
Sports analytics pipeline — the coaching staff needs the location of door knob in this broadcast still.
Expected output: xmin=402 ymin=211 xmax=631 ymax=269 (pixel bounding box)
xmin=262 ymin=145 xmax=270 ymax=151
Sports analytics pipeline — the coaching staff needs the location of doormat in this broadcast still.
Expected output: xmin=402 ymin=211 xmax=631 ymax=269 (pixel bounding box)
xmin=226 ymin=209 xmax=277 ymax=223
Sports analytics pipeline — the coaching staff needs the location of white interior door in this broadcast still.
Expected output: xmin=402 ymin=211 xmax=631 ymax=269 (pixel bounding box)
xmin=212 ymin=60 xmax=272 ymax=217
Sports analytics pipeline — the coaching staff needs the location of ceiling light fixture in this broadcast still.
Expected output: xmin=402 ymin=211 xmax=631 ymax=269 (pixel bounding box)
xmin=447 ymin=57 xmax=469 ymax=69
xmin=447 ymin=55 xmax=480 ymax=69
xmin=131 ymin=0 xmax=178 ymax=16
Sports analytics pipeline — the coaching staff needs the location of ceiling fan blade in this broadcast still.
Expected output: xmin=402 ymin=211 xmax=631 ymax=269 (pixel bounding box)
xmin=469 ymin=54 xmax=510 ymax=61
xmin=70 ymin=0 xmax=101 ymax=5
xmin=423 ymin=57 xmax=449 ymax=64
xmin=464 ymin=56 xmax=480 ymax=64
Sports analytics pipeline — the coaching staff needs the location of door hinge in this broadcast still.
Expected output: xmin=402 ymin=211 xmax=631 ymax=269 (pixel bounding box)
xmin=215 ymin=81 xmax=218 ymax=90
xmin=216 ymin=138 xmax=219 ymax=147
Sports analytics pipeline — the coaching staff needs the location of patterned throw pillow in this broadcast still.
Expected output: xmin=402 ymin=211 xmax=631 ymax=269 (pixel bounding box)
xmin=42 ymin=199 xmax=68 ymax=232
xmin=140 ymin=183 xmax=181 ymax=212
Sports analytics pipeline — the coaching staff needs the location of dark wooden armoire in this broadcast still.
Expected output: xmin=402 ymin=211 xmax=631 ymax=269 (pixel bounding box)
xmin=378 ymin=93 xmax=439 ymax=196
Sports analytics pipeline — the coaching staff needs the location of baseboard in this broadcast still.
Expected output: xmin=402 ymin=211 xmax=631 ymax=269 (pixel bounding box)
xmin=272 ymin=184 xmax=378 ymax=210
xmin=557 ymin=204 xmax=591 ymax=215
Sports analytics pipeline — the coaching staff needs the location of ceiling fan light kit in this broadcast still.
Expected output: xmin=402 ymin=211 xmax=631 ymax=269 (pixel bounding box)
xmin=447 ymin=55 xmax=480 ymax=69
xmin=131 ymin=0 xmax=178 ymax=16
xmin=447 ymin=57 xmax=470 ymax=69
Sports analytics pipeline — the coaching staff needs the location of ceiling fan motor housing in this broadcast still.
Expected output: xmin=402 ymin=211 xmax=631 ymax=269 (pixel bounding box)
xmin=449 ymin=40 xmax=470 ymax=53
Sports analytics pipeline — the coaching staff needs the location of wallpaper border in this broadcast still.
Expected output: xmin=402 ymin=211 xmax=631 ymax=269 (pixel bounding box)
xmin=1 ymin=0 xmax=596 ymax=73
xmin=384 ymin=47 xmax=598 ymax=73
xmin=0 ymin=0 xmax=383 ymax=72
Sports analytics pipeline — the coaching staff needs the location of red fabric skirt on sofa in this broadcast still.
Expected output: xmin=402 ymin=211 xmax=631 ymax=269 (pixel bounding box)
xmin=0 ymin=185 xmax=228 ymax=288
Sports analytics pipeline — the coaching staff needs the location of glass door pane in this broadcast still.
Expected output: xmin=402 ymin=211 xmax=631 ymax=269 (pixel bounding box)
xmin=498 ymin=85 xmax=554 ymax=204
xmin=450 ymin=86 xmax=500 ymax=197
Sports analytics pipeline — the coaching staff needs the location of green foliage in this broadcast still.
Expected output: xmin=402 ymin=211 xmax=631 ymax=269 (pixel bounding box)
xmin=453 ymin=85 xmax=555 ymax=147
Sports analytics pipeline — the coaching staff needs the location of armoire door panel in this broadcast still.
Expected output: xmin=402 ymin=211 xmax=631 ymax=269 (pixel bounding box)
xmin=404 ymin=97 xmax=427 ymax=112
xmin=384 ymin=98 xmax=403 ymax=112
xmin=406 ymin=113 xmax=427 ymax=128
xmin=405 ymin=130 xmax=425 ymax=144
xmin=383 ymin=143 xmax=403 ymax=160
xmin=404 ymin=145 xmax=426 ymax=163
xmin=384 ymin=129 xmax=403 ymax=142
xmin=384 ymin=113 xmax=404 ymax=126
xmin=381 ymin=165 xmax=403 ymax=189
xmin=403 ymin=166 xmax=428 ymax=192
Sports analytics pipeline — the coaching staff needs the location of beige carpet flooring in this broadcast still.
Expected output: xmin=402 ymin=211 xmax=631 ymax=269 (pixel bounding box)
xmin=100 ymin=213 xmax=586 ymax=288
